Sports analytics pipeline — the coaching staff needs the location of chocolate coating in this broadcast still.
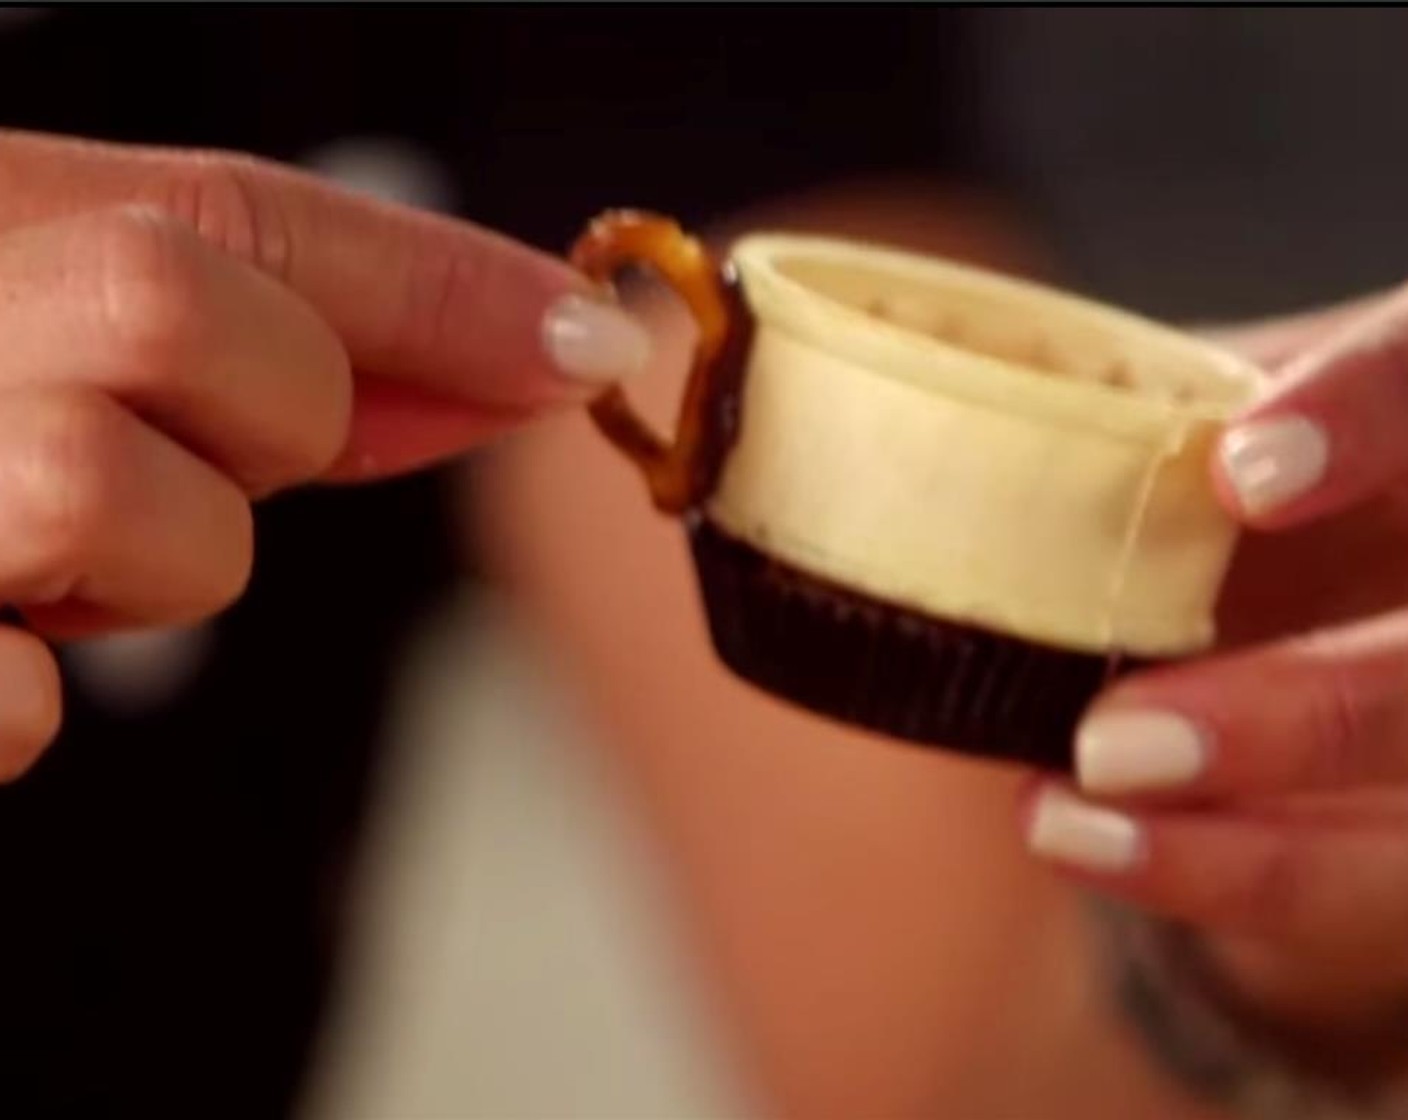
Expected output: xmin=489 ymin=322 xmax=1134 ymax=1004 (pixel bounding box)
xmin=688 ymin=515 xmax=1144 ymax=770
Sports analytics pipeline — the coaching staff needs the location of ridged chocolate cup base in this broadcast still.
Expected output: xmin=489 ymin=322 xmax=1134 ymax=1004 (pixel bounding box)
xmin=689 ymin=516 xmax=1146 ymax=770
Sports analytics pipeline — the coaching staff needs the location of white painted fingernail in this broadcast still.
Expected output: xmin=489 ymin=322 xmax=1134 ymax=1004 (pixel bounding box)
xmin=541 ymin=293 xmax=652 ymax=382
xmin=1219 ymin=415 xmax=1329 ymax=516
xmin=1027 ymin=788 xmax=1143 ymax=873
xmin=1076 ymin=709 xmax=1208 ymax=794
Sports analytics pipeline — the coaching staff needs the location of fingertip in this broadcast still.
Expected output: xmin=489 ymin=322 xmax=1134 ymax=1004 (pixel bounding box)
xmin=1073 ymin=704 xmax=1211 ymax=798
xmin=540 ymin=292 xmax=653 ymax=386
xmin=0 ymin=626 xmax=62 ymax=781
xmin=1209 ymin=438 xmax=1260 ymax=523
xmin=1023 ymin=783 xmax=1146 ymax=875
xmin=1213 ymin=412 xmax=1331 ymax=528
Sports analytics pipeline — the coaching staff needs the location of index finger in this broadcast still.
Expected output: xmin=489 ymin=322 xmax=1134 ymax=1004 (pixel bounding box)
xmin=0 ymin=129 xmax=649 ymax=416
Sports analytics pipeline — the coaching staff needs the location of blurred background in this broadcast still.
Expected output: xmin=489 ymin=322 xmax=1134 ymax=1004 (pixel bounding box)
xmin=2 ymin=8 xmax=1407 ymax=1119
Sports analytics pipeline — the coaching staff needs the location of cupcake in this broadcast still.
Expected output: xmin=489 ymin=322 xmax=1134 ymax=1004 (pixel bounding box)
xmin=572 ymin=212 xmax=1262 ymax=770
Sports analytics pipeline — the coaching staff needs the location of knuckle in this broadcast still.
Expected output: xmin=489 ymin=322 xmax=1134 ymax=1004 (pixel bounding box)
xmin=144 ymin=152 xmax=293 ymax=280
xmin=95 ymin=206 xmax=208 ymax=386
xmin=1248 ymin=838 xmax=1302 ymax=932
xmin=392 ymin=244 xmax=480 ymax=368
xmin=1233 ymin=835 xmax=1303 ymax=935
xmin=13 ymin=391 xmax=125 ymax=589
xmin=1297 ymin=634 xmax=1378 ymax=784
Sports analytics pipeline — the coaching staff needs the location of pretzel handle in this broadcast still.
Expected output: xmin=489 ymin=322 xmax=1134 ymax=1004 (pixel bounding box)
xmin=570 ymin=210 xmax=735 ymax=513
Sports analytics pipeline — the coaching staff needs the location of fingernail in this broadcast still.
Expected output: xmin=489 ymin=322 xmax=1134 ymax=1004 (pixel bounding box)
xmin=1219 ymin=414 xmax=1329 ymax=516
xmin=1076 ymin=709 xmax=1208 ymax=794
xmin=1027 ymin=787 xmax=1143 ymax=873
xmin=541 ymin=293 xmax=652 ymax=382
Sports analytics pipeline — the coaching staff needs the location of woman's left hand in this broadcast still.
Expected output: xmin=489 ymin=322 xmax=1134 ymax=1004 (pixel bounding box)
xmin=1024 ymin=284 xmax=1408 ymax=1025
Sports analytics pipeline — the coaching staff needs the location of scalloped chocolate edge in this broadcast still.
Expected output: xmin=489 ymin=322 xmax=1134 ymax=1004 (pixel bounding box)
xmin=689 ymin=515 xmax=1150 ymax=770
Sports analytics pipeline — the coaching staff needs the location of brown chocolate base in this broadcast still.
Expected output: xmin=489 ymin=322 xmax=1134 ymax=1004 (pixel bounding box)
xmin=689 ymin=516 xmax=1145 ymax=770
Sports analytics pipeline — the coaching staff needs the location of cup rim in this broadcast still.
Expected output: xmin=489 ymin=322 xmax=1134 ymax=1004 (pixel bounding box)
xmin=729 ymin=233 xmax=1265 ymax=442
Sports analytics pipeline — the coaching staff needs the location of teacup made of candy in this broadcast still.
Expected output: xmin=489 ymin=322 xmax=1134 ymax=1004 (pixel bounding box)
xmin=571 ymin=211 xmax=1260 ymax=769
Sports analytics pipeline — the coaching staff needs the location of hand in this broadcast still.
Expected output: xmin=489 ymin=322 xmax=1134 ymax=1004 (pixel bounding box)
xmin=0 ymin=129 xmax=650 ymax=780
xmin=1022 ymin=283 xmax=1408 ymax=1033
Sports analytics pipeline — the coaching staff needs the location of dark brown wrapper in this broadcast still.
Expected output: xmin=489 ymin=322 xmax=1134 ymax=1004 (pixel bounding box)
xmin=688 ymin=515 xmax=1146 ymax=770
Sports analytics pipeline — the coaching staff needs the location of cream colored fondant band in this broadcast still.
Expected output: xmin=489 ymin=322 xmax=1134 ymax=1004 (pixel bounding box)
xmin=707 ymin=235 xmax=1264 ymax=658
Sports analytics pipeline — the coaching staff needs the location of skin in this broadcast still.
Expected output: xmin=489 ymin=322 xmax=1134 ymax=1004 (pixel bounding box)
xmin=0 ymin=127 xmax=619 ymax=777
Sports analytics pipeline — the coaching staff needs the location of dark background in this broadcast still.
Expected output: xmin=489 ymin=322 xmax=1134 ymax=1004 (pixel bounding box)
xmin=1 ymin=7 xmax=1407 ymax=1117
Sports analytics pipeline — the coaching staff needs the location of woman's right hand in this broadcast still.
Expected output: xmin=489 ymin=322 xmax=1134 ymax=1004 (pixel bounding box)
xmin=0 ymin=129 xmax=652 ymax=780
xmin=1025 ymin=282 xmax=1408 ymax=1043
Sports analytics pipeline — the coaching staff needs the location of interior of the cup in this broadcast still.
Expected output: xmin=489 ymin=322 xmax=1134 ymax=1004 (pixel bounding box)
xmin=772 ymin=251 xmax=1254 ymax=410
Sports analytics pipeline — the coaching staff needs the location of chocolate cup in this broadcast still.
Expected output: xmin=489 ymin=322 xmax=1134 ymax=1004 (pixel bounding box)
xmin=688 ymin=514 xmax=1145 ymax=770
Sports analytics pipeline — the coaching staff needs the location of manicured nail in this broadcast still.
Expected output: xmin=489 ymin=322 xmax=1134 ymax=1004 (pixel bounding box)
xmin=1027 ymin=788 xmax=1143 ymax=874
xmin=1219 ymin=414 xmax=1329 ymax=516
xmin=541 ymin=293 xmax=652 ymax=382
xmin=1076 ymin=709 xmax=1208 ymax=794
